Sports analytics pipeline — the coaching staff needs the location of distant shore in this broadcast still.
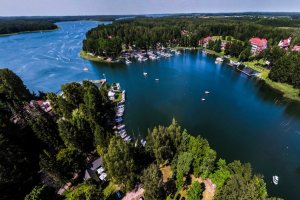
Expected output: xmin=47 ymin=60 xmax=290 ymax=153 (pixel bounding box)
xmin=0 ymin=27 xmax=59 ymax=37
xmin=205 ymin=49 xmax=300 ymax=102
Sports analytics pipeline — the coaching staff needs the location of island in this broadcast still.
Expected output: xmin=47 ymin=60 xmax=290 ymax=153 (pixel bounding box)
xmin=82 ymin=16 xmax=300 ymax=101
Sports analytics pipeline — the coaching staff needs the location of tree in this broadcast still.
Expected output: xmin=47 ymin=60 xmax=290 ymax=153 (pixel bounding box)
xmin=104 ymin=136 xmax=137 ymax=191
xmin=25 ymin=185 xmax=55 ymax=200
xmin=177 ymin=152 xmax=193 ymax=176
xmin=209 ymin=159 xmax=231 ymax=188
xmin=56 ymin=147 xmax=85 ymax=179
xmin=239 ymin=48 xmax=251 ymax=61
xmin=141 ymin=164 xmax=164 ymax=200
xmin=188 ymin=136 xmax=216 ymax=178
xmin=186 ymin=181 xmax=203 ymax=200
xmin=146 ymin=119 xmax=183 ymax=164
xmin=65 ymin=183 xmax=103 ymax=200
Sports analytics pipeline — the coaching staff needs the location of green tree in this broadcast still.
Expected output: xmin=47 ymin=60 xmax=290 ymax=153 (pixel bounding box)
xmin=25 ymin=185 xmax=54 ymax=200
xmin=104 ymin=136 xmax=137 ymax=191
xmin=188 ymin=136 xmax=216 ymax=178
xmin=209 ymin=159 xmax=231 ymax=188
xmin=141 ymin=163 xmax=164 ymax=200
xmin=186 ymin=181 xmax=203 ymax=200
xmin=65 ymin=183 xmax=103 ymax=200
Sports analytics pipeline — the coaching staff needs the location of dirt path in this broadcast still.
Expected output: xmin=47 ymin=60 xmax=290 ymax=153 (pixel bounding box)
xmin=122 ymin=187 xmax=144 ymax=200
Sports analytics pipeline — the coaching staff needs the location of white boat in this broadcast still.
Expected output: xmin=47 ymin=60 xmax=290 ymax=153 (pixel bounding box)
xmin=125 ymin=58 xmax=132 ymax=64
xmin=143 ymin=72 xmax=148 ymax=76
xmin=155 ymin=78 xmax=159 ymax=81
xmin=201 ymin=98 xmax=206 ymax=101
xmin=215 ymin=57 xmax=224 ymax=64
xmin=83 ymin=67 xmax=89 ymax=71
xmin=273 ymin=175 xmax=279 ymax=185
xmin=205 ymin=91 xmax=210 ymax=94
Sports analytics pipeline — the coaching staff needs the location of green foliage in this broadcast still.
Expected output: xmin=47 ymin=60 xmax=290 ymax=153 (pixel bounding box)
xmin=225 ymin=41 xmax=244 ymax=57
xmin=186 ymin=181 xmax=203 ymax=200
xmin=0 ymin=68 xmax=31 ymax=102
xmin=269 ymin=52 xmax=300 ymax=89
xmin=209 ymin=159 xmax=231 ymax=188
xmin=104 ymin=136 xmax=137 ymax=191
xmin=239 ymin=47 xmax=252 ymax=61
xmin=188 ymin=136 xmax=216 ymax=178
xmin=215 ymin=161 xmax=268 ymax=200
xmin=141 ymin=163 xmax=164 ymax=200
xmin=25 ymin=185 xmax=54 ymax=200
xmin=56 ymin=147 xmax=85 ymax=179
xmin=176 ymin=152 xmax=193 ymax=176
xmin=0 ymin=20 xmax=57 ymax=35
xmin=146 ymin=119 xmax=183 ymax=164
xmin=65 ymin=183 xmax=103 ymax=200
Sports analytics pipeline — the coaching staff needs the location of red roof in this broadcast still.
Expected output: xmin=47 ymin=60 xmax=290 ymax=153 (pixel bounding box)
xmin=199 ymin=36 xmax=213 ymax=43
xmin=36 ymin=100 xmax=43 ymax=106
xmin=293 ymin=45 xmax=300 ymax=52
xmin=249 ymin=38 xmax=268 ymax=47
xmin=279 ymin=37 xmax=292 ymax=47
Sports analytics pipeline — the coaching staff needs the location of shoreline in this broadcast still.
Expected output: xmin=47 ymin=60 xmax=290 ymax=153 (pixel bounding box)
xmin=205 ymin=49 xmax=300 ymax=102
xmin=80 ymin=51 xmax=120 ymax=63
xmin=0 ymin=27 xmax=59 ymax=37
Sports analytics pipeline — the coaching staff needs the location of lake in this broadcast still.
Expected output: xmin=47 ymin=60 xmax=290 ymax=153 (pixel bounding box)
xmin=1 ymin=21 xmax=300 ymax=199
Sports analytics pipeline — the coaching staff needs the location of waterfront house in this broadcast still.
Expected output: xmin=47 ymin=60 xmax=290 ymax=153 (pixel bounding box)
xmin=199 ymin=36 xmax=213 ymax=48
xmin=108 ymin=90 xmax=116 ymax=101
xmin=278 ymin=37 xmax=292 ymax=49
xmin=249 ymin=38 xmax=268 ymax=55
xmin=292 ymin=45 xmax=300 ymax=52
xmin=84 ymin=157 xmax=107 ymax=182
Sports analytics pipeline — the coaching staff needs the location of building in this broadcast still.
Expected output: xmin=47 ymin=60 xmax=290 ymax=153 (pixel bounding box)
xmin=199 ymin=36 xmax=213 ymax=48
xmin=278 ymin=37 xmax=292 ymax=49
xmin=84 ymin=157 xmax=107 ymax=182
xmin=292 ymin=45 xmax=300 ymax=52
xmin=249 ymin=38 xmax=268 ymax=55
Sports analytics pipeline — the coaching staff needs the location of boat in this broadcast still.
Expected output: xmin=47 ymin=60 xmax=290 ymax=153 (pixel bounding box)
xmin=83 ymin=66 xmax=89 ymax=71
xmin=273 ymin=175 xmax=279 ymax=185
xmin=201 ymin=98 xmax=206 ymax=101
xmin=143 ymin=72 xmax=148 ymax=76
xmin=205 ymin=91 xmax=210 ymax=94
xmin=125 ymin=58 xmax=132 ymax=64
xmin=215 ymin=57 xmax=224 ymax=64
xmin=155 ymin=78 xmax=159 ymax=81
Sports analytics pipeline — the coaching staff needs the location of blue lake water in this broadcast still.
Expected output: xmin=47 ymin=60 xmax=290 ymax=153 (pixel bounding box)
xmin=1 ymin=21 xmax=300 ymax=199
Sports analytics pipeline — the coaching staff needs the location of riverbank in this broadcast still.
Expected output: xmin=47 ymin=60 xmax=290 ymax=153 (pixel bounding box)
xmin=0 ymin=27 xmax=59 ymax=37
xmin=205 ymin=49 xmax=300 ymax=102
xmin=80 ymin=51 xmax=120 ymax=63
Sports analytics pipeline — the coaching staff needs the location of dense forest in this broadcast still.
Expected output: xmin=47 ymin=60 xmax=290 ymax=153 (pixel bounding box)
xmin=0 ymin=20 xmax=58 ymax=35
xmin=0 ymin=68 xmax=280 ymax=200
xmin=82 ymin=16 xmax=300 ymax=55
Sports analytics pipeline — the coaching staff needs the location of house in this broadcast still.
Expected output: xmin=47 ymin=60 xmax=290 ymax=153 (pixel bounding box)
xmin=249 ymin=38 xmax=268 ymax=55
xmin=292 ymin=45 xmax=300 ymax=52
xmin=199 ymin=36 xmax=213 ymax=48
xmin=278 ymin=37 xmax=292 ymax=49
xmin=108 ymin=90 xmax=115 ymax=101
xmin=84 ymin=157 xmax=107 ymax=182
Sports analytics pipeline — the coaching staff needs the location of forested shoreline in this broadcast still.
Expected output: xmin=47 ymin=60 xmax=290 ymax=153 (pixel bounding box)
xmin=0 ymin=68 xmax=281 ymax=200
xmin=0 ymin=20 xmax=58 ymax=35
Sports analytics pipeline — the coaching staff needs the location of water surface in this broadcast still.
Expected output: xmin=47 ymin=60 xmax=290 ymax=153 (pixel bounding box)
xmin=1 ymin=21 xmax=300 ymax=199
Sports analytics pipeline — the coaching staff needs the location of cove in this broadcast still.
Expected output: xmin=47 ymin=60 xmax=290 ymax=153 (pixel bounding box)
xmin=1 ymin=21 xmax=300 ymax=199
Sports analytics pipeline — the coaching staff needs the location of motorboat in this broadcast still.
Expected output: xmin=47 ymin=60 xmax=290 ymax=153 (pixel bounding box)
xmin=273 ymin=175 xmax=279 ymax=185
xmin=83 ymin=67 xmax=89 ymax=71
xmin=215 ymin=57 xmax=224 ymax=64
xmin=205 ymin=91 xmax=210 ymax=94
xmin=201 ymin=98 xmax=206 ymax=101
xmin=143 ymin=72 xmax=148 ymax=76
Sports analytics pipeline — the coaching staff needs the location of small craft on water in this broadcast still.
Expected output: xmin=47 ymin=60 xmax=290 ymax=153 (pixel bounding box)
xmin=201 ymin=98 xmax=206 ymax=101
xmin=273 ymin=175 xmax=279 ymax=185
xmin=125 ymin=58 xmax=132 ymax=64
xmin=205 ymin=91 xmax=210 ymax=94
xmin=83 ymin=67 xmax=89 ymax=71
xmin=143 ymin=72 xmax=148 ymax=76
xmin=155 ymin=78 xmax=159 ymax=81
xmin=215 ymin=57 xmax=224 ymax=64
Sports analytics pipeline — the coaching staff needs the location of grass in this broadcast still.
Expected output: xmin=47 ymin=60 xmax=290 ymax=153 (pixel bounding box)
xmin=103 ymin=182 xmax=119 ymax=199
xmin=243 ymin=60 xmax=300 ymax=101
xmin=80 ymin=51 xmax=107 ymax=63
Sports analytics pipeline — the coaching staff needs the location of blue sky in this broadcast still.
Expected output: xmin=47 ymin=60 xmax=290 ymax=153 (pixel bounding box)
xmin=1 ymin=0 xmax=300 ymax=16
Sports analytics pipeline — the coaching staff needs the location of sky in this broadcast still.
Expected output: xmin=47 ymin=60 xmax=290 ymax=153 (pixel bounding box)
xmin=1 ymin=0 xmax=300 ymax=16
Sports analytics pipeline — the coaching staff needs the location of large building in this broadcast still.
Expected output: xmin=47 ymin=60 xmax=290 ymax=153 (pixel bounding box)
xmin=278 ymin=37 xmax=292 ymax=49
xmin=199 ymin=36 xmax=213 ymax=48
xmin=249 ymin=38 xmax=268 ymax=55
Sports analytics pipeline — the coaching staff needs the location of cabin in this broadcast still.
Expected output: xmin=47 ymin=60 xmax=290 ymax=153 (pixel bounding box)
xmin=199 ymin=36 xmax=213 ymax=48
xmin=84 ymin=157 xmax=107 ymax=182
xmin=278 ymin=37 xmax=292 ymax=49
xmin=292 ymin=45 xmax=300 ymax=52
xmin=249 ymin=38 xmax=268 ymax=55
